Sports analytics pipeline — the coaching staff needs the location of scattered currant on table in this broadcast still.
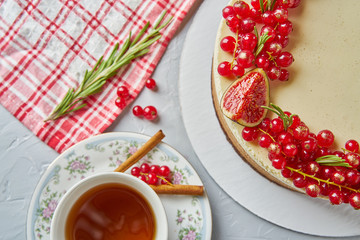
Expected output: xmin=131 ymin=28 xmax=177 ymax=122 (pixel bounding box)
xmin=145 ymin=78 xmax=157 ymax=90
xmin=131 ymin=163 xmax=172 ymax=185
xmin=115 ymin=85 xmax=130 ymax=109
xmin=218 ymin=0 xmax=299 ymax=81
xmin=143 ymin=106 xmax=158 ymax=120
xmin=242 ymin=103 xmax=360 ymax=210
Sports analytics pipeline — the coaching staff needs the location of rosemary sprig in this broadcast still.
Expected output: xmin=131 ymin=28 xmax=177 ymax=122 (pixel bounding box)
xmin=44 ymin=11 xmax=172 ymax=122
xmin=315 ymin=155 xmax=352 ymax=168
xmin=254 ymin=26 xmax=271 ymax=57
xmin=259 ymin=0 xmax=278 ymax=12
xmin=261 ymin=103 xmax=296 ymax=130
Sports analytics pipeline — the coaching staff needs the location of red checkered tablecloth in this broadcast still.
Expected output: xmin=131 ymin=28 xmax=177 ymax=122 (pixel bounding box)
xmin=0 ymin=0 xmax=198 ymax=153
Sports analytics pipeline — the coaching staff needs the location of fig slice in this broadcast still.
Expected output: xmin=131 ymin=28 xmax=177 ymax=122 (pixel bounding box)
xmin=220 ymin=68 xmax=270 ymax=127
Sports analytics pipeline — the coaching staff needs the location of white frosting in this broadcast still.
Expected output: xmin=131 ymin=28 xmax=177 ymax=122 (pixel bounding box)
xmin=213 ymin=0 xmax=360 ymax=190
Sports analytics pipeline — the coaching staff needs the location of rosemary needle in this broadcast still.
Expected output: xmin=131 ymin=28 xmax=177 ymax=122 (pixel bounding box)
xmin=44 ymin=11 xmax=172 ymax=122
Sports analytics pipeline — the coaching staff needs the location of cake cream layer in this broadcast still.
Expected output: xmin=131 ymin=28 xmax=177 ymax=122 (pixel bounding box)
xmin=212 ymin=0 xmax=360 ymax=191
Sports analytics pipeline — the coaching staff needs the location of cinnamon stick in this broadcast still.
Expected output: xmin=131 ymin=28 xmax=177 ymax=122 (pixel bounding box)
xmin=114 ymin=130 xmax=165 ymax=172
xmin=150 ymin=184 xmax=204 ymax=195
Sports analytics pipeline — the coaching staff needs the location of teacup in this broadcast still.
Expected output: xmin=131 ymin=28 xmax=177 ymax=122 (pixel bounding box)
xmin=50 ymin=172 xmax=168 ymax=240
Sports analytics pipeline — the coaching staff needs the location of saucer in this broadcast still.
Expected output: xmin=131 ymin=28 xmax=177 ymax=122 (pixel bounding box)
xmin=27 ymin=132 xmax=212 ymax=240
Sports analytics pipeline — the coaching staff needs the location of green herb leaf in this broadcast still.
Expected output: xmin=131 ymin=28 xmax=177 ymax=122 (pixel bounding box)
xmin=261 ymin=103 xmax=295 ymax=130
xmin=315 ymin=155 xmax=352 ymax=168
xmin=44 ymin=11 xmax=172 ymax=122
xmin=254 ymin=26 xmax=271 ymax=57
xmin=270 ymin=0 xmax=278 ymax=11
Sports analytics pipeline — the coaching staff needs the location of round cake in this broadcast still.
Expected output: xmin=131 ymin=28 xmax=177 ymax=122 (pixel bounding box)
xmin=212 ymin=0 xmax=360 ymax=205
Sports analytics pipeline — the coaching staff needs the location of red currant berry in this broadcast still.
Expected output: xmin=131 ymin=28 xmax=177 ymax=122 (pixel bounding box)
xmin=160 ymin=176 xmax=172 ymax=185
xmin=273 ymin=7 xmax=288 ymax=23
xmin=277 ymin=132 xmax=293 ymax=146
xmin=242 ymin=127 xmax=259 ymax=141
xmin=115 ymin=97 xmax=127 ymax=109
xmin=150 ymin=165 xmax=160 ymax=174
xmin=284 ymin=112 xmax=301 ymax=129
xmin=260 ymin=26 xmax=276 ymax=42
xmin=349 ymin=193 xmax=360 ymax=209
xmin=345 ymin=152 xmax=360 ymax=168
xmin=138 ymin=175 xmax=148 ymax=183
xmin=281 ymin=167 xmax=293 ymax=178
xmin=276 ymin=52 xmax=294 ymax=67
xmin=277 ymin=20 xmax=293 ymax=36
xmin=299 ymin=149 xmax=316 ymax=162
xmin=331 ymin=170 xmax=346 ymax=185
xmin=132 ymin=105 xmax=143 ymax=117
xmin=268 ymin=142 xmax=282 ymax=156
xmin=140 ymin=163 xmax=150 ymax=173
xmin=220 ymin=36 xmax=236 ymax=53
xmin=292 ymin=174 xmax=308 ymax=188
xmin=240 ymin=18 xmax=256 ymax=33
xmin=249 ymin=7 xmax=262 ymax=23
xmin=292 ymin=123 xmax=309 ymax=140
xmin=258 ymin=134 xmax=273 ymax=148
xmin=317 ymin=130 xmax=335 ymax=148
xmin=275 ymin=34 xmax=289 ymax=48
xmin=236 ymin=50 xmax=255 ymax=68
xmin=259 ymin=117 xmax=271 ymax=132
xmin=117 ymin=86 xmax=129 ymax=98
xmin=305 ymin=183 xmax=320 ymax=198
xmin=264 ymin=42 xmax=283 ymax=56
xmin=278 ymin=68 xmax=289 ymax=81
xmin=145 ymin=78 xmax=157 ymax=90
xmin=147 ymin=173 xmax=158 ymax=185
xmin=333 ymin=151 xmax=345 ymax=159
xmin=304 ymin=161 xmax=320 ymax=175
xmin=262 ymin=11 xmax=276 ymax=27
xmin=255 ymin=55 xmax=271 ymax=69
xmin=288 ymin=0 xmax=301 ymax=8
xmin=231 ymin=64 xmax=245 ymax=78
xmin=270 ymin=118 xmax=284 ymax=133
xmin=159 ymin=165 xmax=171 ymax=177
xmin=251 ymin=0 xmax=264 ymax=10
xmin=239 ymin=32 xmax=257 ymax=51
xmin=346 ymin=170 xmax=360 ymax=186
xmin=316 ymin=147 xmax=331 ymax=158
xmin=233 ymin=1 xmax=250 ymax=18
xmin=217 ymin=61 xmax=233 ymax=77
xmin=143 ymin=106 xmax=158 ymax=120
xmin=329 ymin=190 xmax=344 ymax=205
xmin=131 ymin=166 xmax=141 ymax=177
xmin=272 ymin=155 xmax=287 ymax=169
xmin=222 ymin=6 xmax=235 ymax=18
xmin=266 ymin=65 xmax=281 ymax=80
xmin=319 ymin=182 xmax=335 ymax=196
xmin=226 ymin=15 xmax=241 ymax=30
xmin=318 ymin=166 xmax=333 ymax=180
xmin=345 ymin=139 xmax=360 ymax=153
xmin=301 ymin=138 xmax=317 ymax=152
xmin=283 ymin=143 xmax=298 ymax=157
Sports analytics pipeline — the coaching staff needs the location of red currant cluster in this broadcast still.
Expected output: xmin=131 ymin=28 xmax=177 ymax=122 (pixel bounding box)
xmin=115 ymin=78 xmax=158 ymax=120
xmin=218 ymin=0 xmax=300 ymax=81
xmin=242 ymin=106 xmax=360 ymax=209
xmin=131 ymin=163 xmax=172 ymax=185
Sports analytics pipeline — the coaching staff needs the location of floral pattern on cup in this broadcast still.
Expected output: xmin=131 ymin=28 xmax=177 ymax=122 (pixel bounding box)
xmin=28 ymin=133 xmax=210 ymax=240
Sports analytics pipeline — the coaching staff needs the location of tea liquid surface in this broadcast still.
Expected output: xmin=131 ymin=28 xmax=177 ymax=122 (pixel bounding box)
xmin=65 ymin=183 xmax=155 ymax=240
